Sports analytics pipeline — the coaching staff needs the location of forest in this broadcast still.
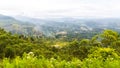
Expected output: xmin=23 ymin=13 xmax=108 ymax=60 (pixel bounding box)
xmin=0 ymin=28 xmax=120 ymax=68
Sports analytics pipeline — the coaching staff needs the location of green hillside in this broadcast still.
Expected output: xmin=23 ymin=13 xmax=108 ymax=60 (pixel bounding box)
xmin=0 ymin=27 xmax=120 ymax=68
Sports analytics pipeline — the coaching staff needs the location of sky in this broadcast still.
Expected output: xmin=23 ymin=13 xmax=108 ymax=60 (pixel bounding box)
xmin=0 ymin=0 xmax=120 ymax=18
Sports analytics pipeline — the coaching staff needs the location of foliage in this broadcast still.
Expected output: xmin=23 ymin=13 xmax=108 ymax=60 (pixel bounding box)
xmin=0 ymin=28 xmax=120 ymax=68
xmin=1 ymin=52 xmax=120 ymax=68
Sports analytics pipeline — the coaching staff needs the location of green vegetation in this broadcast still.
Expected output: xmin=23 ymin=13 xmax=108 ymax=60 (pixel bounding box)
xmin=1 ymin=50 xmax=120 ymax=68
xmin=0 ymin=28 xmax=120 ymax=68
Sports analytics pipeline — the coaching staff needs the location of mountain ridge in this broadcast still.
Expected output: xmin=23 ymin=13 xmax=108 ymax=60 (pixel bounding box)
xmin=0 ymin=14 xmax=120 ymax=38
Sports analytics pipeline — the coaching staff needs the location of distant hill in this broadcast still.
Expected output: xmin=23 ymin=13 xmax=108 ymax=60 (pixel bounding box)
xmin=14 ymin=16 xmax=120 ymax=36
xmin=0 ymin=14 xmax=42 ymax=36
xmin=0 ymin=14 xmax=120 ymax=38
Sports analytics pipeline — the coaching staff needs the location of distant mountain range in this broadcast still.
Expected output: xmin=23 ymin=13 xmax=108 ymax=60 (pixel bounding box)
xmin=0 ymin=14 xmax=120 ymax=37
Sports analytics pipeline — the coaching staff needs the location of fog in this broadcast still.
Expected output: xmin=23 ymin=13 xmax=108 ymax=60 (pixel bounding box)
xmin=0 ymin=0 xmax=120 ymax=18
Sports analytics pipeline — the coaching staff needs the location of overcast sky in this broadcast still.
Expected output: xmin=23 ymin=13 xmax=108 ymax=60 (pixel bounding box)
xmin=0 ymin=0 xmax=120 ymax=18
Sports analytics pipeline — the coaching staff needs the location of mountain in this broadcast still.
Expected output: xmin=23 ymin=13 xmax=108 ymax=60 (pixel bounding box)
xmin=14 ymin=16 xmax=95 ymax=37
xmin=0 ymin=14 xmax=42 ymax=36
xmin=14 ymin=16 xmax=120 ymax=36
xmin=0 ymin=14 xmax=120 ymax=38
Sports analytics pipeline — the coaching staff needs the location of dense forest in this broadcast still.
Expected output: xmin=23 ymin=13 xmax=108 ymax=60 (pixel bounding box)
xmin=0 ymin=27 xmax=120 ymax=68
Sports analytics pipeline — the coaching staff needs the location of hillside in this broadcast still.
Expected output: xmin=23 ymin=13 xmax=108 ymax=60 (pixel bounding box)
xmin=0 ymin=14 xmax=120 ymax=39
xmin=0 ymin=14 xmax=42 ymax=36
xmin=14 ymin=16 xmax=120 ymax=39
xmin=0 ymin=27 xmax=120 ymax=68
xmin=15 ymin=16 xmax=120 ymax=31
xmin=0 ymin=15 xmax=120 ymax=68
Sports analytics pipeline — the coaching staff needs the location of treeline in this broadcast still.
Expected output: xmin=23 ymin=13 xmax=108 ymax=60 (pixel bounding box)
xmin=1 ymin=28 xmax=120 ymax=67
xmin=0 ymin=28 xmax=120 ymax=61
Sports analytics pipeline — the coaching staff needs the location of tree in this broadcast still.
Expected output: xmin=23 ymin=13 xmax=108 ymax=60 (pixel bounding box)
xmin=100 ymin=30 xmax=118 ymax=47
